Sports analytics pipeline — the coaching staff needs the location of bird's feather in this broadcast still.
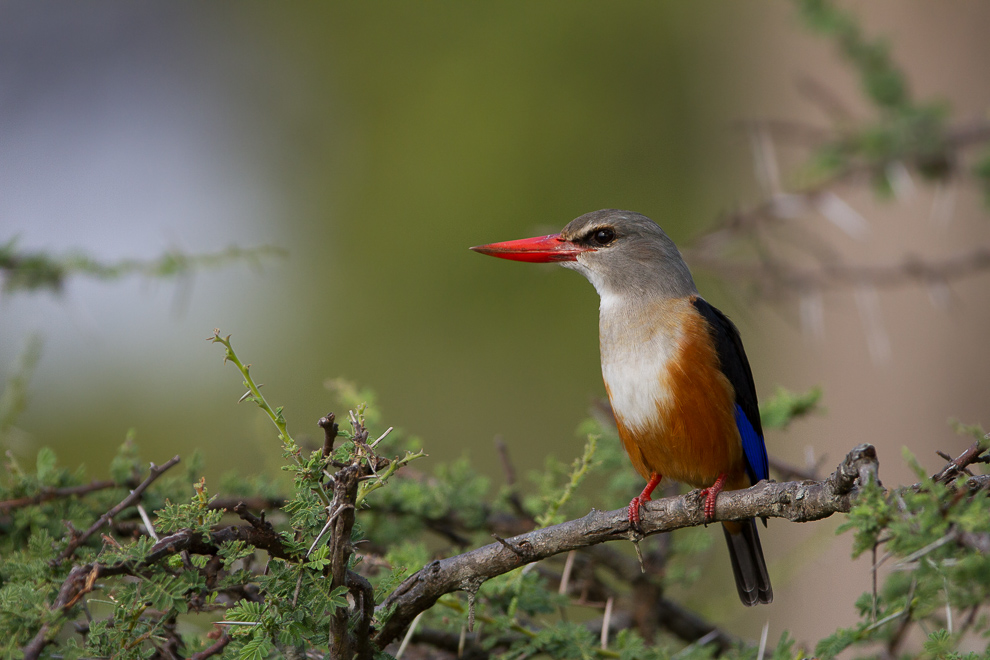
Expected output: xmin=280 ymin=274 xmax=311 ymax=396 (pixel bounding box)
xmin=691 ymin=297 xmax=769 ymax=485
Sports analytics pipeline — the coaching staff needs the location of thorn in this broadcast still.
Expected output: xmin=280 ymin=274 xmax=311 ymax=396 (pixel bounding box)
xmin=395 ymin=611 xmax=424 ymax=659
xmin=601 ymin=596 xmax=614 ymax=649
xmin=492 ymin=534 xmax=526 ymax=559
xmin=369 ymin=427 xmax=394 ymax=449
xmin=799 ymin=291 xmax=825 ymax=341
xmin=886 ymin=161 xmax=916 ymax=201
xmin=238 ymin=391 xmax=253 ymax=403
xmin=815 ymin=191 xmax=869 ymax=240
xmin=757 ymin=620 xmax=770 ymax=660
xmin=855 ymin=285 xmax=891 ymax=363
xmin=558 ymin=550 xmax=576 ymax=596
xmin=929 ymin=179 xmax=957 ymax=227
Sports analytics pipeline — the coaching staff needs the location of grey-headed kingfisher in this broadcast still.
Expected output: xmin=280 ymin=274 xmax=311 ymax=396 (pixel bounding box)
xmin=471 ymin=209 xmax=773 ymax=606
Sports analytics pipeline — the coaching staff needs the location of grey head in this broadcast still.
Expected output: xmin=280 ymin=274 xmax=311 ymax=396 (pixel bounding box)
xmin=557 ymin=209 xmax=697 ymax=301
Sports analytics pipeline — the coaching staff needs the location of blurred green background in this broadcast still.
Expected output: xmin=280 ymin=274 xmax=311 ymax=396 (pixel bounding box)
xmin=3 ymin=0 xmax=990 ymax=642
xmin=1 ymin=3 xmax=758 ymax=477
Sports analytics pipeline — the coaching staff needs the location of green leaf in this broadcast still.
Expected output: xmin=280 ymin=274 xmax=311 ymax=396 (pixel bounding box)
xmin=238 ymin=630 xmax=274 ymax=660
xmin=760 ymin=386 xmax=822 ymax=430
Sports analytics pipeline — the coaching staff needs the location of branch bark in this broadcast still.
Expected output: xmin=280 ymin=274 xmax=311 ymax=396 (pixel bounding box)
xmin=373 ymin=444 xmax=879 ymax=647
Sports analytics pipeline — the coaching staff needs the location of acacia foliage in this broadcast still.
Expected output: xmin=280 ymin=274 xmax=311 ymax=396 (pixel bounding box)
xmin=2 ymin=334 xmax=990 ymax=660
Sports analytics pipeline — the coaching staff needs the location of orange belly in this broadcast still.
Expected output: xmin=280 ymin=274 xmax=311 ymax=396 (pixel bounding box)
xmin=604 ymin=303 xmax=748 ymax=491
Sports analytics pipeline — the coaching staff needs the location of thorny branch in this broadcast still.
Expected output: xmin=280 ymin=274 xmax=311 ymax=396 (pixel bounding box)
xmin=329 ymin=411 xmax=375 ymax=660
xmin=53 ymin=455 xmax=181 ymax=565
xmin=373 ymin=444 xmax=882 ymax=648
xmin=21 ymin=513 xmax=302 ymax=660
xmin=22 ymin=439 xmax=990 ymax=659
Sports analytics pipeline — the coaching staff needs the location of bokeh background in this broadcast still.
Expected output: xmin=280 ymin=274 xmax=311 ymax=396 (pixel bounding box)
xmin=2 ymin=0 xmax=989 ymax=647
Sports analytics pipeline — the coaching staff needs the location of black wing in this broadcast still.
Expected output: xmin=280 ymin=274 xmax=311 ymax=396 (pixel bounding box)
xmin=691 ymin=297 xmax=768 ymax=484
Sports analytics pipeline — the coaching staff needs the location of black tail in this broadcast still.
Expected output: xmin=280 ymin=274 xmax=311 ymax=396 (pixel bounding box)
xmin=722 ymin=520 xmax=773 ymax=606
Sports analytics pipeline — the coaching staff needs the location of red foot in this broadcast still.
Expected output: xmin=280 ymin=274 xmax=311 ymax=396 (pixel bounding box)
xmin=628 ymin=473 xmax=662 ymax=528
xmin=698 ymin=473 xmax=727 ymax=523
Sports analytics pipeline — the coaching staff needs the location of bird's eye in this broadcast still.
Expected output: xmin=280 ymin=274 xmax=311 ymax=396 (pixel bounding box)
xmin=591 ymin=227 xmax=615 ymax=246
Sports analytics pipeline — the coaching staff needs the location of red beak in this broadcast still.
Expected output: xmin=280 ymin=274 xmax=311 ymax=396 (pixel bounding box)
xmin=470 ymin=234 xmax=591 ymax=263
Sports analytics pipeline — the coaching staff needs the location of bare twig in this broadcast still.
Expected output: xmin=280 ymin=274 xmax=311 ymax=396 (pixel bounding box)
xmin=495 ymin=435 xmax=531 ymax=521
xmin=189 ymin=630 xmax=231 ymax=660
xmin=53 ymin=456 xmax=181 ymax=565
xmin=932 ymin=438 xmax=990 ymax=484
xmin=0 ymin=479 xmax=121 ymax=513
xmin=319 ymin=412 xmax=339 ymax=458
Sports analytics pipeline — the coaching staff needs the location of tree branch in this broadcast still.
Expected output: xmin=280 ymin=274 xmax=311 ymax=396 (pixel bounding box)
xmin=374 ymin=444 xmax=879 ymax=647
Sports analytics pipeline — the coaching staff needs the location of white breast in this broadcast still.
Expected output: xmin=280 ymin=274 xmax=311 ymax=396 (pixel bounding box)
xmin=598 ymin=293 xmax=683 ymax=433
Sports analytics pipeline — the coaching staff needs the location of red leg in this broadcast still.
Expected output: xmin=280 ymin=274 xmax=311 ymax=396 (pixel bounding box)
xmin=698 ymin=473 xmax=727 ymax=523
xmin=628 ymin=473 xmax=662 ymax=528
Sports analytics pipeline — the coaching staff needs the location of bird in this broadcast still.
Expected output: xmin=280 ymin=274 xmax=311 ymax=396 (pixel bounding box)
xmin=470 ymin=209 xmax=772 ymax=606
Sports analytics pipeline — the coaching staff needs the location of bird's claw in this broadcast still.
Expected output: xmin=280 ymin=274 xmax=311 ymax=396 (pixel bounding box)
xmin=627 ymin=472 xmax=661 ymax=531
xmin=698 ymin=488 xmax=718 ymax=523
xmin=627 ymin=496 xmax=646 ymax=531
xmin=698 ymin=473 xmax=727 ymax=525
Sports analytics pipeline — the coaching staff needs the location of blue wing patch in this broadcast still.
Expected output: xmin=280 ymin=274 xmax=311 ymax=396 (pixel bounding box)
xmin=735 ymin=404 xmax=769 ymax=485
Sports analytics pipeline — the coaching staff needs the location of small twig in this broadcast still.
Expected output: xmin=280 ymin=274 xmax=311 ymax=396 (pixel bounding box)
xmin=756 ymin=620 xmax=770 ymax=660
xmin=893 ymin=530 xmax=957 ymax=569
xmin=319 ymin=412 xmax=339 ymax=458
xmin=495 ymin=435 xmax=518 ymax=487
xmin=232 ymin=502 xmax=272 ymax=532
xmin=396 ymin=611 xmax=425 ymax=659
xmin=883 ymin=579 xmax=917 ymax=657
xmin=495 ymin=435 xmax=531 ymax=521
xmin=291 ymin=566 xmax=305 ymax=608
xmin=54 ymin=456 xmax=181 ymax=565
xmin=558 ymin=550 xmax=576 ymax=595
xmin=136 ymin=504 xmax=159 ymax=542
xmin=0 ymin=479 xmax=121 ymax=513
xmin=601 ymin=596 xmax=614 ymax=649
xmin=932 ymin=438 xmax=990 ymax=484
xmin=189 ymin=630 xmax=231 ymax=660
xmin=307 ymin=504 xmax=354 ymax=557
xmin=369 ymin=426 xmax=394 ymax=449
xmin=871 ymin=543 xmax=879 ymax=623
xmin=492 ymin=534 xmax=527 ymax=559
